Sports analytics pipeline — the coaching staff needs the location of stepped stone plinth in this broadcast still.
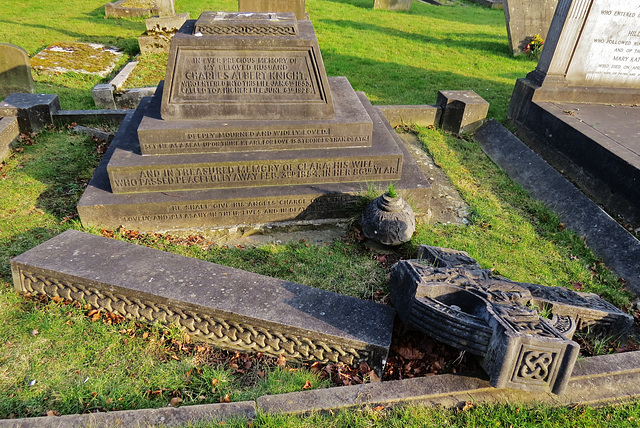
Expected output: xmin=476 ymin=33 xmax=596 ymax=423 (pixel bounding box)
xmin=78 ymin=11 xmax=430 ymax=233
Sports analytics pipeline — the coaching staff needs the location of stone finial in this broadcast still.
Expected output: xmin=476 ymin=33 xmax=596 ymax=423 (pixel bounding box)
xmin=361 ymin=192 xmax=415 ymax=246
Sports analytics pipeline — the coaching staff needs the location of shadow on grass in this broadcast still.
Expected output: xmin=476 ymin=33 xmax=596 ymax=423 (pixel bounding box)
xmin=0 ymin=9 xmax=142 ymax=55
xmin=321 ymin=51 xmax=517 ymax=120
xmin=0 ymin=130 xmax=104 ymax=283
xmin=318 ymin=18 xmax=512 ymax=57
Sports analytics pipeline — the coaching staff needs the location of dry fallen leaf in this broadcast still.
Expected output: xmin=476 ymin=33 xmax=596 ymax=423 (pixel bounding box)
xmin=396 ymin=345 xmax=425 ymax=360
xmin=170 ymin=397 xmax=183 ymax=407
xmin=277 ymin=354 xmax=287 ymax=367
xmin=302 ymin=380 xmax=312 ymax=390
xmin=220 ymin=393 xmax=231 ymax=403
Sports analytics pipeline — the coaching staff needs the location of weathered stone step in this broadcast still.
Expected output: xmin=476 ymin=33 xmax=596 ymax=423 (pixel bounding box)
xmin=107 ymin=86 xmax=402 ymax=194
xmin=11 ymin=230 xmax=395 ymax=372
xmin=138 ymin=78 xmax=373 ymax=155
xmin=77 ymin=94 xmax=430 ymax=232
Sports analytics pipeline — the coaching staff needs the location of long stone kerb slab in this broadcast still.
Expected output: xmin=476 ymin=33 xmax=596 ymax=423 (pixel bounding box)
xmin=10 ymin=230 xmax=395 ymax=372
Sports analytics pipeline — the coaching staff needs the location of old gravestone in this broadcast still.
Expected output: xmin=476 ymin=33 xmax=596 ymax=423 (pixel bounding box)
xmin=509 ymin=0 xmax=640 ymax=227
xmin=238 ymin=0 xmax=307 ymax=20
xmin=77 ymin=11 xmax=430 ymax=234
xmin=374 ymin=0 xmax=412 ymax=12
xmin=0 ymin=43 xmax=34 ymax=100
xmin=503 ymin=0 xmax=559 ymax=55
xmin=138 ymin=0 xmax=189 ymax=54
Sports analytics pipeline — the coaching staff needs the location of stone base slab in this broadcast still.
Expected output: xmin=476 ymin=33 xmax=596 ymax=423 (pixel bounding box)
xmin=137 ymin=78 xmax=373 ymax=155
xmin=77 ymin=95 xmax=431 ymax=232
xmin=258 ymin=350 xmax=640 ymax=414
xmin=0 ymin=93 xmax=60 ymax=133
xmin=107 ymin=90 xmax=403 ymax=194
xmin=475 ymin=119 xmax=640 ymax=297
xmin=105 ymin=0 xmax=155 ymax=18
xmin=376 ymin=104 xmax=440 ymax=128
xmin=0 ymin=401 xmax=256 ymax=428
xmin=11 ymin=230 xmax=395 ymax=372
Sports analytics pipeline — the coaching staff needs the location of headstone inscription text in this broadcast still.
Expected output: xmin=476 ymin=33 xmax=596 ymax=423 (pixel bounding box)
xmin=119 ymin=193 xmax=357 ymax=224
xmin=566 ymin=1 xmax=640 ymax=86
xmin=171 ymin=50 xmax=319 ymax=103
xmin=110 ymin=158 xmax=401 ymax=193
xmin=139 ymin=128 xmax=370 ymax=153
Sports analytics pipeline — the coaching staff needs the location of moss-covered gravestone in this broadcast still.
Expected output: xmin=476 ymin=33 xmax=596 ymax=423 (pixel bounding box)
xmin=374 ymin=0 xmax=411 ymax=12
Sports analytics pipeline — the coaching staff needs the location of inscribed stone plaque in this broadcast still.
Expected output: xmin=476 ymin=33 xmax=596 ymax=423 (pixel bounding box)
xmin=565 ymin=1 xmax=640 ymax=87
xmin=108 ymin=155 xmax=402 ymax=194
xmin=530 ymin=0 xmax=640 ymax=102
xmin=138 ymin=78 xmax=372 ymax=154
xmin=161 ymin=12 xmax=334 ymax=121
xmin=0 ymin=44 xmax=34 ymax=100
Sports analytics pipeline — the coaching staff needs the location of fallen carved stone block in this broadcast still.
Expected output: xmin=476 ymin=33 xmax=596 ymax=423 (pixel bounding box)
xmin=390 ymin=245 xmax=633 ymax=394
xmin=11 ymin=230 xmax=395 ymax=373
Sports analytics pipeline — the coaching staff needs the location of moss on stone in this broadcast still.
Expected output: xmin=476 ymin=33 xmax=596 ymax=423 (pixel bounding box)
xmin=30 ymin=42 xmax=122 ymax=78
xmin=120 ymin=0 xmax=156 ymax=9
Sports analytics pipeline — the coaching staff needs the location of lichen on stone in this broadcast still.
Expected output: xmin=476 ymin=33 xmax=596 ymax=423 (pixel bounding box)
xmin=30 ymin=42 xmax=123 ymax=78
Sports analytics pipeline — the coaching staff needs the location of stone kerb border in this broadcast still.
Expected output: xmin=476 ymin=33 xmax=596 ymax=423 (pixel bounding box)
xmin=92 ymin=61 xmax=157 ymax=110
xmin=2 ymin=350 xmax=640 ymax=427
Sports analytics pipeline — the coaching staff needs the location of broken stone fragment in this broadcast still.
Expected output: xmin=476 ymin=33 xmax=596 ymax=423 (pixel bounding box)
xmin=389 ymin=245 xmax=633 ymax=395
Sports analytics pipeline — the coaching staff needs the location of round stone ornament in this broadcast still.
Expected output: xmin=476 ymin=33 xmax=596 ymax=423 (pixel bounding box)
xmin=361 ymin=193 xmax=415 ymax=246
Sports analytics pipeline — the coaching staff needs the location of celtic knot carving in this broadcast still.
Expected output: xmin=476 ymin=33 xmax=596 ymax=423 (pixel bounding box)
xmin=518 ymin=351 xmax=554 ymax=381
xmin=195 ymin=25 xmax=297 ymax=36
xmin=18 ymin=270 xmax=364 ymax=366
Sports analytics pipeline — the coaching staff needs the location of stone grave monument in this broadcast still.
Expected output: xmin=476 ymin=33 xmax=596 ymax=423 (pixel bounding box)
xmin=390 ymin=245 xmax=633 ymax=394
xmin=374 ymin=0 xmax=412 ymax=12
xmin=0 ymin=43 xmax=34 ymax=100
xmin=503 ymin=0 xmax=559 ymax=55
xmin=239 ymin=0 xmax=307 ymax=20
xmin=509 ymin=0 xmax=640 ymax=226
xmin=138 ymin=0 xmax=190 ymax=54
xmin=78 ymin=11 xmax=430 ymax=235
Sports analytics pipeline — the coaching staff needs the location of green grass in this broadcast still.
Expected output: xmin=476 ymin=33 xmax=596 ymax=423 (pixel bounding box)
xmin=0 ymin=0 xmax=638 ymax=423
xmin=0 ymin=0 xmax=533 ymax=118
xmin=228 ymin=402 xmax=640 ymax=427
